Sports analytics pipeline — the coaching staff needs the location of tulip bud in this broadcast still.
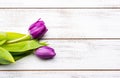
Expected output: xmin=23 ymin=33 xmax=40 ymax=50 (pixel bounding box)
xmin=35 ymin=46 xmax=56 ymax=59
xmin=29 ymin=18 xmax=48 ymax=39
xmin=7 ymin=18 xmax=48 ymax=43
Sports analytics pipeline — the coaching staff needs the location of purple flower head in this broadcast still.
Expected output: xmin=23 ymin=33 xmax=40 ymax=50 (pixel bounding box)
xmin=35 ymin=46 xmax=56 ymax=59
xmin=29 ymin=18 xmax=48 ymax=39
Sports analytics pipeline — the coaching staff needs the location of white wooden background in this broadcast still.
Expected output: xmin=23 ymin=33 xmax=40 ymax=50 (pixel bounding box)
xmin=1 ymin=0 xmax=120 ymax=78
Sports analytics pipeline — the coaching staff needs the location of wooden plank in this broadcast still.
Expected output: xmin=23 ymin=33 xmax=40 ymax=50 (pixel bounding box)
xmin=0 ymin=0 xmax=120 ymax=8
xmin=0 ymin=40 xmax=120 ymax=70
xmin=1 ymin=71 xmax=120 ymax=78
xmin=0 ymin=9 xmax=120 ymax=38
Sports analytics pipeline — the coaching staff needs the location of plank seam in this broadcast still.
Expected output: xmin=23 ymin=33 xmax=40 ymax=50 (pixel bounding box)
xmin=0 ymin=7 xmax=120 ymax=9
xmin=1 ymin=69 xmax=120 ymax=71
xmin=43 ymin=38 xmax=120 ymax=40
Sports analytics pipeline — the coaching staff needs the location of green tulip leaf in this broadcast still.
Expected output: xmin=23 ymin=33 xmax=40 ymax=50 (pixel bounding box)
xmin=12 ymin=50 xmax=33 ymax=61
xmin=11 ymin=50 xmax=33 ymax=56
xmin=2 ymin=40 xmax=45 ymax=52
xmin=0 ymin=40 xmax=6 ymax=45
xmin=0 ymin=47 xmax=15 ymax=64
xmin=0 ymin=32 xmax=7 ymax=41
xmin=6 ymin=32 xmax=25 ymax=40
xmin=0 ymin=32 xmax=31 ymax=44
xmin=0 ymin=32 xmax=25 ymax=40
xmin=13 ymin=55 xmax=26 ymax=61
xmin=7 ymin=34 xmax=31 ymax=44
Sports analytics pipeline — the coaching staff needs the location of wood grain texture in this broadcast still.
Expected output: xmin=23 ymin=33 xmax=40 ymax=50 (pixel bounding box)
xmin=0 ymin=0 xmax=120 ymax=8
xmin=0 ymin=40 xmax=120 ymax=70
xmin=0 ymin=9 xmax=120 ymax=38
xmin=0 ymin=1 xmax=120 ymax=78
xmin=1 ymin=71 xmax=120 ymax=78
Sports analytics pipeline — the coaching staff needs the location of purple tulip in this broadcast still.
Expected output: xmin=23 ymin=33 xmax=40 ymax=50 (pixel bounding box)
xmin=35 ymin=46 xmax=56 ymax=59
xmin=7 ymin=19 xmax=48 ymax=43
xmin=29 ymin=18 xmax=48 ymax=39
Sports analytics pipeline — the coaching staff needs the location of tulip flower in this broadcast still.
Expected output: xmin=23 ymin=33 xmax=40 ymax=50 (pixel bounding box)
xmin=7 ymin=18 xmax=48 ymax=43
xmin=29 ymin=18 xmax=48 ymax=39
xmin=35 ymin=46 xmax=56 ymax=59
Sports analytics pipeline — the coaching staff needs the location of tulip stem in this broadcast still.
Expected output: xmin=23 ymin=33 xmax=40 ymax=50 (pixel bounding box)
xmin=7 ymin=34 xmax=31 ymax=43
xmin=39 ymin=41 xmax=49 ymax=46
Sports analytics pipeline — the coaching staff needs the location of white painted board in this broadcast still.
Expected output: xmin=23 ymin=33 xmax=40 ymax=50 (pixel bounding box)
xmin=1 ymin=71 xmax=120 ymax=78
xmin=0 ymin=0 xmax=120 ymax=8
xmin=0 ymin=9 xmax=120 ymax=38
xmin=0 ymin=40 xmax=120 ymax=70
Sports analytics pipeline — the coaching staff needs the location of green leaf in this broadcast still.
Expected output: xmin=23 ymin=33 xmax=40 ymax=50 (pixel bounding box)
xmin=0 ymin=47 xmax=15 ymax=64
xmin=0 ymin=32 xmax=7 ymax=40
xmin=0 ymin=40 xmax=6 ymax=45
xmin=12 ymin=50 xmax=33 ymax=61
xmin=2 ymin=40 xmax=45 ymax=52
xmin=7 ymin=34 xmax=31 ymax=44
xmin=6 ymin=32 xmax=25 ymax=40
xmin=0 ymin=32 xmax=31 ymax=44
xmin=11 ymin=50 xmax=33 ymax=56
xmin=13 ymin=55 xmax=26 ymax=61
xmin=0 ymin=32 xmax=27 ymax=41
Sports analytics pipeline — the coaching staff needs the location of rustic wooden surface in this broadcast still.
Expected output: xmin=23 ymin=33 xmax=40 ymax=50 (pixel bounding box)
xmin=1 ymin=0 xmax=120 ymax=78
xmin=1 ymin=71 xmax=120 ymax=78
xmin=0 ymin=0 xmax=120 ymax=8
